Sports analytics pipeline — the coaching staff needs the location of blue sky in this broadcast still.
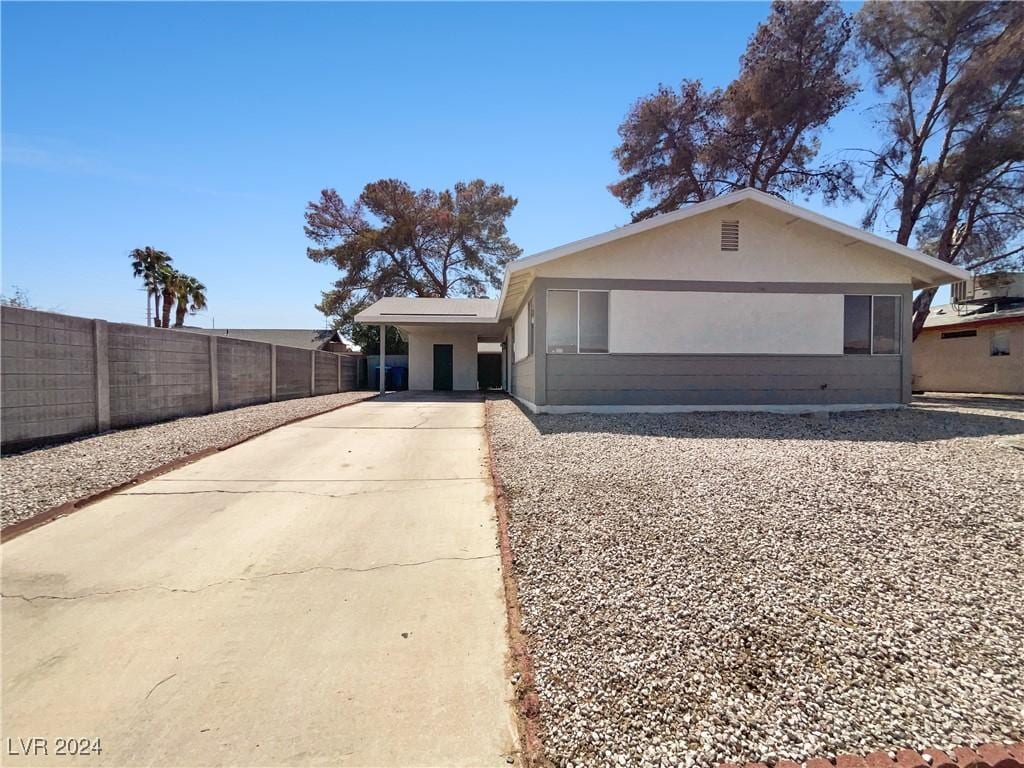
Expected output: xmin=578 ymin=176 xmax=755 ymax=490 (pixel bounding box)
xmin=2 ymin=1 xmax=930 ymax=328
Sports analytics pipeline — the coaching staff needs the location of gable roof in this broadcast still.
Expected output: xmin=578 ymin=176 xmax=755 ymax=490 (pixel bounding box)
xmin=356 ymin=189 xmax=971 ymax=326
xmin=496 ymin=187 xmax=970 ymax=317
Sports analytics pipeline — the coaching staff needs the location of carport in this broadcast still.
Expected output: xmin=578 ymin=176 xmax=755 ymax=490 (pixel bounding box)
xmin=355 ymin=297 xmax=507 ymax=393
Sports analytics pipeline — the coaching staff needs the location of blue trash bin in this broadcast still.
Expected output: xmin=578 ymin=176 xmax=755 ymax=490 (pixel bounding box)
xmin=392 ymin=366 xmax=407 ymax=390
xmin=373 ymin=365 xmax=390 ymax=390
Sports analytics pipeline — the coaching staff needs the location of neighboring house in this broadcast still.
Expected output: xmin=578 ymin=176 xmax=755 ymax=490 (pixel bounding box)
xmin=355 ymin=188 xmax=969 ymax=412
xmin=913 ymin=272 xmax=1024 ymax=395
xmin=183 ymin=327 xmax=360 ymax=353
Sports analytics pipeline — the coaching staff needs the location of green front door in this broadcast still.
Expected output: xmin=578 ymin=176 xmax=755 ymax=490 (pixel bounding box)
xmin=432 ymin=344 xmax=453 ymax=391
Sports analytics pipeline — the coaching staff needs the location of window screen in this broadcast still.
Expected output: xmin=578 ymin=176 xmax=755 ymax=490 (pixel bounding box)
xmin=843 ymin=295 xmax=871 ymax=354
xmin=579 ymin=291 xmax=609 ymax=353
xmin=991 ymin=329 xmax=1011 ymax=357
xmin=872 ymin=295 xmax=901 ymax=354
xmin=546 ymin=290 xmax=578 ymax=353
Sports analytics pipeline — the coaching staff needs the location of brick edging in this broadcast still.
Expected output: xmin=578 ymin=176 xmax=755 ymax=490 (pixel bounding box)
xmin=483 ymin=396 xmax=548 ymax=767
xmin=721 ymin=743 xmax=1024 ymax=768
xmin=1 ymin=393 xmax=379 ymax=543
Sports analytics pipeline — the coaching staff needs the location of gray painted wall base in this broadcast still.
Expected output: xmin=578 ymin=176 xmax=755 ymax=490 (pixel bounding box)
xmin=533 ymin=402 xmax=904 ymax=415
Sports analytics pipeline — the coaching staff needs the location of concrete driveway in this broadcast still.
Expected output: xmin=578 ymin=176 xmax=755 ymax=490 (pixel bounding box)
xmin=2 ymin=394 xmax=518 ymax=766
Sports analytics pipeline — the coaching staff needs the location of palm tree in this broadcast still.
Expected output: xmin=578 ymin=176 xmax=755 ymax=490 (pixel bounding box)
xmin=173 ymin=274 xmax=208 ymax=327
xmin=157 ymin=266 xmax=180 ymax=330
xmin=129 ymin=247 xmax=172 ymax=326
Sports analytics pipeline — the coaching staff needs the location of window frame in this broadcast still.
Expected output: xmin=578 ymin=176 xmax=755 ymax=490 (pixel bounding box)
xmin=527 ymin=298 xmax=535 ymax=357
xmin=990 ymin=329 xmax=1011 ymax=357
xmin=870 ymin=294 xmax=902 ymax=356
xmin=844 ymin=294 xmax=903 ymax=356
xmin=545 ymin=288 xmax=610 ymax=355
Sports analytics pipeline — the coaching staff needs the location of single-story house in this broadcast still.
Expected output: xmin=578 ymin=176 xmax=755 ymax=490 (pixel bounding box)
xmin=912 ymin=272 xmax=1024 ymax=395
xmin=355 ymin=188 xmax=969 ymax=412
xmin=182 ymin=327 xmax=360 ymax=353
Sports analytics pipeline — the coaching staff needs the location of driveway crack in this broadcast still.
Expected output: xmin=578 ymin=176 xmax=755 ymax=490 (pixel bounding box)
xmin=2 ymin=554 xmax=500 ymax=604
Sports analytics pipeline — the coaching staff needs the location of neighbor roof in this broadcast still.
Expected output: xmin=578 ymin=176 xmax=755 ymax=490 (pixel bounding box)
xmin=183 ymin=328 xmax=354 ymax=350
xmin=923 ymin=303 xmax=1024 ymax=330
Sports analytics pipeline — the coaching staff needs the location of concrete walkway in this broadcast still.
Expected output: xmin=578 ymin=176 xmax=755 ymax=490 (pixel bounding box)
xmin=2 ymin=395 xmax=518 ymax=766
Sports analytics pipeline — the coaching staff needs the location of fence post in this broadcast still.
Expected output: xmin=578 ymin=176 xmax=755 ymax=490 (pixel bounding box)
xmin=270 ymin=345 xmax=278 ymax=402
xmin=209 ymin=336 xmax=219 ymax=412
xmin=337 ymin=354 xmax=342 ymax=392
xmin=310 ymin=350 xmax=316 ymax=396
xmin=93 ymin=319 xmax=111 ymax=432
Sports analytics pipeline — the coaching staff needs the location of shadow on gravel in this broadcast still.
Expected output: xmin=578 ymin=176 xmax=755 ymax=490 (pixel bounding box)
xmin=491 ymin=394 xmax=1024 ymax=444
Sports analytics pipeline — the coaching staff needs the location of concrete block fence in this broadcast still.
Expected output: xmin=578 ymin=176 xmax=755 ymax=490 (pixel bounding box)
xmin=1 ymin=306 xmax=360 ymax=451
xmin=720 ymin=743 xmax=1024 ymax=768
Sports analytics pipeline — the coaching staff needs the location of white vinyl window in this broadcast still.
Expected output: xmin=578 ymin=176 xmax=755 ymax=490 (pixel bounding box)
xmin=844 ymin=295 xmax=902 ymax=355
xmin=546 ymin=289 xmax=609 ymax=354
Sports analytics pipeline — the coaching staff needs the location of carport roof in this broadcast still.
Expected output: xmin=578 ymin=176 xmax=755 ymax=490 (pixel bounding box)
xmin=355 ymin=297 xmax=498 ymax=324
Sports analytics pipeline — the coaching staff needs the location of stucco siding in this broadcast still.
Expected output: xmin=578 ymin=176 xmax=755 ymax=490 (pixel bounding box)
xmin=609 ymin=290 xmax=843 ymax=355
xmin=407 ymin=329 xmax=478 ymax=390
xmin=545 ymin=354 xmax=903 ymax=406
xmin=913 ymin=323 xmax=1023 ymax=394
xmin=535 ymin=205 xmax=914 ymax=285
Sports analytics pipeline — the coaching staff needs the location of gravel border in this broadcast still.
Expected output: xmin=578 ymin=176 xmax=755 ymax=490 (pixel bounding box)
xmin=1 ymin=391 xmax=377 ymax=529
xmin=488 ymin=394 xmax=1024 ymax=768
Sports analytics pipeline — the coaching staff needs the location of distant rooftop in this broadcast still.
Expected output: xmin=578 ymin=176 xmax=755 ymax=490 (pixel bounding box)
xmin=924 ymin=301 xmax=1024 ymax=329
xmin=181 ymin=327 xmax=358 ymax=351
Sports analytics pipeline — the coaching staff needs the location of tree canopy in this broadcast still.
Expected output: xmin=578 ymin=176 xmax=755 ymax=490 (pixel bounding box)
xmin=609 ymin=0 xmax=858 ymax=221
xmin=857 ymin=0 xmax=1024 ymax=335
xmin=304 ymin=178 xmax=521 ymax=330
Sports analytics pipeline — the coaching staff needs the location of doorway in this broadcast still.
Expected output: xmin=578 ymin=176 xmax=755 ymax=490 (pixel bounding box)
xmin=432 ymin=344 xmax=453 ymax=390
xmin=477 ymin=353 xmax=502 ymax=390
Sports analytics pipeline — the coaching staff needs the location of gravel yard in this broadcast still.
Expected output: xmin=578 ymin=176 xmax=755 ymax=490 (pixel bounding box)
xmin=487 ymin=394 xmax=1024 ymax=768
xmin=1 ymin=391 xmax=376 ymax=528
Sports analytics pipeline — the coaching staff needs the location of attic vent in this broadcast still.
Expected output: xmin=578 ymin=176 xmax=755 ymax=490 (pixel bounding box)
xmin=721 ymin=220 xmax=740 ymax=251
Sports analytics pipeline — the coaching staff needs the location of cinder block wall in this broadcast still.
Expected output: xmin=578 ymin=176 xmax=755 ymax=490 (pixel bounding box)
xmin=1 ymin=306 xmax=363 ymax=451
xmin=217 ymin=337 xmax=272 ymax=409
xmin=274 ymin=345 xmax=311 ymax=400
xmin=1 ymin=308 xmax=99 ymax=447
xmin=108 ymin=322 xmax=212 ymax=428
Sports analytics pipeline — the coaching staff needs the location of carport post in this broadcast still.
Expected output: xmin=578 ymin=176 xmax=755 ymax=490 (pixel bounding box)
xmin=379 ymin=324 xmax=386 ymax=394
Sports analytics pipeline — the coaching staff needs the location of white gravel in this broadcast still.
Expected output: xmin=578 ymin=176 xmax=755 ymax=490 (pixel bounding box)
xmin=487 ymin=394 xmax=1024 ymax=768
xmin=2 ymin=391 xmax=376 ymax=528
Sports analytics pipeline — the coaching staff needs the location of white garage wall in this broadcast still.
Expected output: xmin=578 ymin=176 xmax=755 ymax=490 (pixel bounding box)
xmin=407 ymin=329 xmax=479 ymax=390
xmin=609 ymin=291 xmax=844 ymax=355
xmin=513 ymin=302 xmax=530 ymax=362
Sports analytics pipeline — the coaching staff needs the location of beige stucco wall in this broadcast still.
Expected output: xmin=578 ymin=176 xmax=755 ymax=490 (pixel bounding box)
xmin=534 ymin=204 xmax=915 ymax=284
xmin=407 ymin=328 xmax=479 ymax=391
xmin=609 ymin=290 xmax=845 ymax=355
xmin=913 ymin=323 xmax=1024 ymax=394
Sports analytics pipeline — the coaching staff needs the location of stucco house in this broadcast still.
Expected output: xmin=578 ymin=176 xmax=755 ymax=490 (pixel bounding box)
xmin=912 ymin=272 xmax=1024 ymax=395
xmin=355 ymin=188 xmax=969 ymax=412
